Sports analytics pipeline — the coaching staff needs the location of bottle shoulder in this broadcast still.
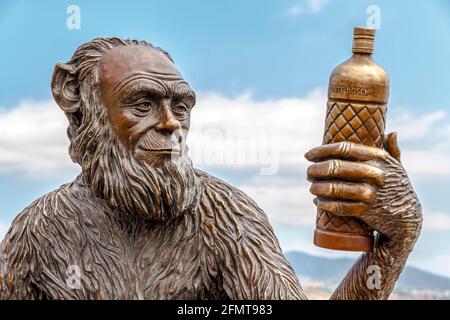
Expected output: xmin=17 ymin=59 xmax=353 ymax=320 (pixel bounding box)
xmin=328 ymin=55 xmax=389 ymax=104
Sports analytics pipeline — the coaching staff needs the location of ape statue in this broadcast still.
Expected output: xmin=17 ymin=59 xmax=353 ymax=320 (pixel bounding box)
xmin=0 ymin=38 xmax=422 ymax=300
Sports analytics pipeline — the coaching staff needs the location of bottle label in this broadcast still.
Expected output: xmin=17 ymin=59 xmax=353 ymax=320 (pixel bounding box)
xmin=329 ymin=85 xmax=370 ymax=96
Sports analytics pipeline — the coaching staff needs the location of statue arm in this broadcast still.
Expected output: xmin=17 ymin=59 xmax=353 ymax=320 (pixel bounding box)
xmin=330 ymin=242 xmax=415 ymax=300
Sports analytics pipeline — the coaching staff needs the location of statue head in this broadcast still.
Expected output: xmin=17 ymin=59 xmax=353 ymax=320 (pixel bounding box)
xmin=51 ymin=37 xmax=200 ymax=221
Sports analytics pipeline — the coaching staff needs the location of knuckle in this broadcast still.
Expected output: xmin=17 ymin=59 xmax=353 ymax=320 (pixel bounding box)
xmin=366 ymin=165 xmax=385 ymax=182
xmin=331 ymin=182 xmax=340 ymax=197
xmin=327 ymin=160 xmax=341 ymax=177
xmin=333 ymin=201 xmax=344 ymax=214
xmin=361 ymin=184 xmax=376 ymax=201
xmin=358 ymin=203 xmax=369 ymax=215
xmin=311 ymin=182 xmax=332 ymax=197
xmin=377 ymin=148 xmax=390 ymax=160
xmin=375 ymin=170 xmax=385 ymax=185
xmin=350 ymin=203 xmax=366 ymax=216
xmin=338 ymin=141 xmax=352 ymax=157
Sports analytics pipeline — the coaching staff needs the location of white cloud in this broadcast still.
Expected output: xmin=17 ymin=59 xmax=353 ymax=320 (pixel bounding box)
xmin=386 ymin=109 xmax=450 ymax=178
xmin=287 ymin=4 xmax=304 ymax=16
xmin=388 ymin=109 xmax=447 ymax=141
xmin=0 ymin=221 xmax=8 ymax=240
xmin=1 ymin=90 xmax=450 ymax=181
xmin=239 ymin=176 xmax=315 ymax=228
xmin=0 ymin=100 xmax=78 ymax=178
xmin=402 ymin=149 xmax=450 ymax=176
xmin=287 ymin=0 xmax=330 ymax=16
xmin=307 ymin=0 xmax=330 ymax=13
xmin=423 ymin=212 xmax=450 ymax=231
xmin=188 ymin=89 xmax=325 ymax=174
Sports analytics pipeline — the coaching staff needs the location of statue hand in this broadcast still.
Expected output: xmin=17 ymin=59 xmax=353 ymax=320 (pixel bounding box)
xmin=305 ymin=133 xmax=422 ymax=257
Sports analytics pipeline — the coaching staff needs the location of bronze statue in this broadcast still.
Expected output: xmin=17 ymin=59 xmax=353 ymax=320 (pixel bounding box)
xmin=0 ymin=36 xmax=422 ymax=300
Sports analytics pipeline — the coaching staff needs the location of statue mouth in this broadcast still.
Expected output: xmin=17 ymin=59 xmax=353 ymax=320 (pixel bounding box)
xmin=139 ymin=147 xmax=181 ymax=155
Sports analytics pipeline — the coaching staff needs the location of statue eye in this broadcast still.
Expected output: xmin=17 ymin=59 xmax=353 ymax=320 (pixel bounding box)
xmin=172 ymin=103 xmax=189 ymax=115
xmin=132 ymin=101 xmax=155 ymax=116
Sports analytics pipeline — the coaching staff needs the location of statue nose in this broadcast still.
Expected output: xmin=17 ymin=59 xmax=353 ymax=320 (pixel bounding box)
xmin=155 ymin=99 xmax=181 ymax=134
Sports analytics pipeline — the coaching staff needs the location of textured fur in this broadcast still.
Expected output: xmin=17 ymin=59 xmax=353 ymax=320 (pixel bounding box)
xmin=0 ymin=171 xmax=306 ymax=299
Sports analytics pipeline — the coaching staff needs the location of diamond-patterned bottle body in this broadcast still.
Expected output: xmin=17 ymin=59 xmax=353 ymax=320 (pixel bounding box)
xmin=313 ymin=101 xmax=387 ymax=252
xmin=323 ymin=101 xmax=387 ymax=148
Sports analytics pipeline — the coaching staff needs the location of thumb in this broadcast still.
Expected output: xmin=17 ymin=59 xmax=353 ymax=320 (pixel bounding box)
xmin=384 ymin=132 xmax=401 ymax=162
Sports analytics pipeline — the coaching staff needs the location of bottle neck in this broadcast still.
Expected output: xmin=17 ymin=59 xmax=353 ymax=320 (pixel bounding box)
xmin=352 ymin=27 xmax=375 ymax=55
xmin=352 ymin=51 xmax=373 ymax=61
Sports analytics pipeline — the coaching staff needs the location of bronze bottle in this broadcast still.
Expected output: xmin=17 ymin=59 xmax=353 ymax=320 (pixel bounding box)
xmin=313 ymin=27 xmax=389 ymax=252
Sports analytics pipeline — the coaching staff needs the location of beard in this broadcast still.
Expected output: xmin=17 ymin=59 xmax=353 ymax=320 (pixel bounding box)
xmin=80 ymin=124 xmax=201 ymax=222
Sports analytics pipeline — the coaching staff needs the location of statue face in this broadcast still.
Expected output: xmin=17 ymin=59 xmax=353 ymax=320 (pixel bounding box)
xmin=99 ymin=45 xmax=195 ymax=164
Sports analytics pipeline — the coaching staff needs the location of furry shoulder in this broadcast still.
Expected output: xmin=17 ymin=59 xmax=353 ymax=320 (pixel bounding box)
xmin=195 ymin=169 xmax=306 ymax=299
xmin=0 ymin=182 xmax=78 ymax=299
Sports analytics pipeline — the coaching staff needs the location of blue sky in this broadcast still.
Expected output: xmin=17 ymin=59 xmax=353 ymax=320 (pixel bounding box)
xmin=1 ymin=0 xmax=450 ymax=279
xmin=1 ymin=0 xmax=450 ymax=108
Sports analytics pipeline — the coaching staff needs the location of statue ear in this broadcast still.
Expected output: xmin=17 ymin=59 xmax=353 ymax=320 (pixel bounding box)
xmin=51 ymin=63 xmax=81 ymax=113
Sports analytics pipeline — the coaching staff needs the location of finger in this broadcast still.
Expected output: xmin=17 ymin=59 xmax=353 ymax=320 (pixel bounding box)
xmin=304 ymin=141 xmax=387 ymax=163
xmin=384 ymin=132 xmax=401 ymax=162
xmin=310 ymin=181 xmax=377 ymax=202
xmin=307 ymin=160 xmax=384 ymax=187
xmin=313 ymin=197 xmax=368 ymax=217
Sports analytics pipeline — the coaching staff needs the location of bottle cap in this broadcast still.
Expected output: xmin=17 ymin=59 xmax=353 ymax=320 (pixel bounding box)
xmin=352 ymin=27 xmax=375 ymax=54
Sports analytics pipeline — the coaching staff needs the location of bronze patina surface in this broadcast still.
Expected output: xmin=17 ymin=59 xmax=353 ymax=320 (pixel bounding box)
xmin=0 ymin=34 xmax=422 ymax=300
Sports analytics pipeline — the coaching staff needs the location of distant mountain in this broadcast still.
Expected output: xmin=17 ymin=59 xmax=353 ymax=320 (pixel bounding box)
xmin=285 ymin=251 xmax=450 ymax=292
